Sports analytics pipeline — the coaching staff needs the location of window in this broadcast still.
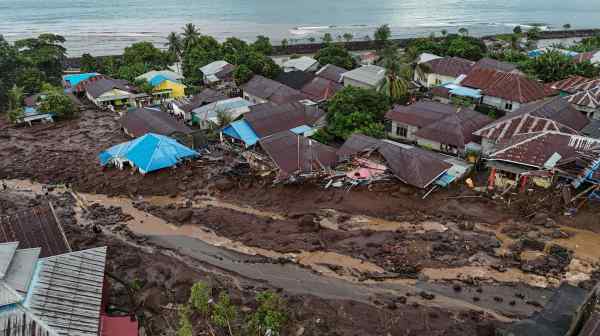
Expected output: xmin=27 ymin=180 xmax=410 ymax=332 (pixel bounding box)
xmin=505 ymin=102 xmax=513 ymax=110
xmin=396 ymin=126 xmax=408 ymax=138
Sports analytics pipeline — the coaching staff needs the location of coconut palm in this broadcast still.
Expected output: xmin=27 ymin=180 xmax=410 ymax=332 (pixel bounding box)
xmin=165 ymin=32 xmax=182 ymax=72
xmin=380 ymin=45 xmax=409 ymax=103
xmin=182 ymin=23 xmax=200 ymax=50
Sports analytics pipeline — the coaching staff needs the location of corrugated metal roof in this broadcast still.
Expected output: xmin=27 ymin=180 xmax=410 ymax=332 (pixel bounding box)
xmin=0 ymin=242 xmax=18 ymax=278
xmin=3 ymin=248 xmax=41 ymax=294
xmin=0 ymin=306 xmax=57 ymax=336
xmin=25 ymin=246 xmax=107 ymax=336
xmin=341 ymin=65 xmax=385 ymax=87
xmin=222 ymin=120 xmax=260 ymax=147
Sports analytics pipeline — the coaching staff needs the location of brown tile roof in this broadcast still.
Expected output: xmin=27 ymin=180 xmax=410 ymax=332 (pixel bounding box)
xmin=474 ymin=97 xmax=589 ymax=142
xmin=300 ymin=77 xmax=343 ymax=102
xmin=421 ymin=56 xmax=475 ymax=78
xmin=549 ymin=76 xmax=600 ymax=94
xmin=121 ymin=107 xmax=193 ymax=137
xmin=473 ymin=57 xmax=519 ymax=73
xmin=385 ymin=101 xmax=457 ymax=128
xmin=85 ymin=78 xmax=138 ymax=98
xmin=316 ymin=64 xmax=348 ymax=83
xmin=0 ymin=205 xmax=70 ymax=257
xmin=244 ymin=102 xmax=324 ymax=138
xmin=461 ymin=68 xmax=553 ymax=103
xmin=378 ymin=141 xmax=451 ymax=189
xmin=490 ymin=131 xmax=600 ymax=168
xmin=260 ymin=131 xmax=337 ymax=175
xmin=414 ymin=107 xmax=493 ymax=148
xmin=275 ymin=71 xmax=315 ymax=90
xmin=242 ymin=75 xmax=308 ymax=105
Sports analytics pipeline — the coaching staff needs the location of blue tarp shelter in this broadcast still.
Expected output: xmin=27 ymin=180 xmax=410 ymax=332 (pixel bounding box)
xmin=222 ymin=120 xmax=260 ymax=147
xmin=99 ymin=133 xmax=199 ymax=174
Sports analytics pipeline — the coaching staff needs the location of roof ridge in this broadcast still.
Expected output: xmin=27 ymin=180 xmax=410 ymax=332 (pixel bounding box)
xmin=492 ymin=131 xmax=550 ymax=157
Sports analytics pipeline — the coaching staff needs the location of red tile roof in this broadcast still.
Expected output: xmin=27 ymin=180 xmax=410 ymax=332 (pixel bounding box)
xmin=461 ymin=68 xmax=553 ymax=103
xmin=474 ymin=97 xmax=589 ymax=142
xmin=567 ymin=87 xmax=600 ymax=109
xmin=490 ymin=131 xmax=600 ymax=168
xmin=422 ymin=56 xmax=475 ymax=77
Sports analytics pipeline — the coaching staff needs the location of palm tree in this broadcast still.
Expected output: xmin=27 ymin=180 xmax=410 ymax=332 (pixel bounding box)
xmin=380 ymin=45 xmax=409 ymax=103
xmin=165 ymin=32 xmax=182 ymax=72
xmin=182 ymin=23 xmax=200 ymax=50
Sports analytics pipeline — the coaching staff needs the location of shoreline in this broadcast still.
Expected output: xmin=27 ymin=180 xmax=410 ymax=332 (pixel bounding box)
xmin=62 ymin=28 xmax=600 ymax=69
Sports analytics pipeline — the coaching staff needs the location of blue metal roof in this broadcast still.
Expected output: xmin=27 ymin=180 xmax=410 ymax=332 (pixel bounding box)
xmin=289 ymin=125 xmax=313 ymax=135
xmin=63 ymin=73 xmax=98 ymax=87
xmin=149 ymin=74 xmax=170 ymax=87
xmin=435 ymin=172 xmax=456 ymax=187
xmin=440 ymin=83 xmax=482 ymax=99
xmin=222 ymin=120 xmax=259 ymax=147
xmin=99 ymin=133 xmax=199 ymax=174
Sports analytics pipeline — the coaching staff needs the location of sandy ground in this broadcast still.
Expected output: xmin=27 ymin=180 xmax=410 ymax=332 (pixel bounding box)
xmin=1 ymin=107 xmax=600 ymax=334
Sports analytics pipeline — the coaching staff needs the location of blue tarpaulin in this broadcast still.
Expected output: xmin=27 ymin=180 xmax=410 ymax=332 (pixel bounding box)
xmin=435 ymin=172 xmax=457 ymax=187
xmin=149 ymin=75 xmax=170 ymax=87
xmin=99 ymin=133 xmax=199 ymax=174
xmin=289 ymin=125 xmax=313 ymax=135
xmin=222 ymin=120 xmax=259 ymax=147
xmin=63 ymin=73 xmax=98 ymax=87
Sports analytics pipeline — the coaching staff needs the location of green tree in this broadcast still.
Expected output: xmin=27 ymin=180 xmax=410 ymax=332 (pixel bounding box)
xmin=118 ymin=62 xmax=147 ymax=82
xmin=189 ymin=282 xmax=212 ymax=316
xmin=177 ymin=305 xmax=193 ymax=336
xmin=458 ymin=27 xmax=469 ymax=37
xmin=252 ymin=35 xmax=273 ymax=55
xmin=280 ymin=38 xmax=289 ymax=50
xmin=326 ymin=86 xmax=391 ymax=140
xmin=165 ymin=32 xmax=182 ymax=70
xmin=441 ymin=29 xmax=448 ymax=37
xmin=98 ymin=56 xmax=122 ymax=78
xmin=0 ymin=36 xmax=22 ymax=111
xmin=314 ymin=44 xmax=356 ymax=69
xmin=80 ymin=53 xmax=98 ymax=72
xmin=38 ymin=89 xmax=76 ymax=119
xmin=16 ymin=67 xmax=46 ymax=95
xmin=7 ymin=85 xmax=24 ymax=113
xmin=233 ymin=64 xmax=254 ymax=85
xmin=381 ymin=45 xmax=409 ymax=104
xmin=527 ymin=26 xmax=542 ymax=41
xmin=245 ymin=292 xmax=288 ymax=336
xmin=308 ymin=37 xmax=316 ymax=43
xmin=321 ymin=33 xmax=333 ymax=44
xmin=182 ymin=23 xmax=201 ymax=51
xmin=374 ymin=24 xmax=391 ymax=49
xmin=14 ymin=33 xmax=66 ymax=84
xmin=446 ymin=36 xmax=485 ymax=60
xmin=343 ymin=33 xmax=354 ymax=43
xmin=212 ymin=292 xmax=237 ymax=336
xmin=123 ymin=41 xmax=167 ymax=70
xmin=521 ymin=50 xmax=599 ymax=82
xmin=513 ymin=25 xmax=522 ymax=34
xmin=133 ymin=78 xmax=154 ymax=95
xmin=563 ymin=23 xmax=571 ymax=30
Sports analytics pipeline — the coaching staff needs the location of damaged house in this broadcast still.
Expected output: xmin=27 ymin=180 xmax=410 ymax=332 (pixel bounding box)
xmin=171 ymin=88 xmax=228 ymax=121
xmin=486 ymin=131 xmax=600 ymax=190
xmin=414 ymin=56 xmax=475 ymax=88
xmin=385 ymin=101 xmax=493 ymax=155
xmin=241 ymin=75 xmax=309 ymax=105
xmin=257 ymin=130 xmax=338 ymax=182
xmin=474 ymin=96 xmax=590 ymax=155
xmin=337 ymin=134 xmax=470 ymax=189
xmin=221 ymin=101 xmax=326 ymax=147
xmin=549 ymin=76 xmax=600 ymax=119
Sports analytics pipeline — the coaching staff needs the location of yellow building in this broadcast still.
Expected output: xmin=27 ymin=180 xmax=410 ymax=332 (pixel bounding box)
xmin=136 ymin=70 xmax=186 ymax=102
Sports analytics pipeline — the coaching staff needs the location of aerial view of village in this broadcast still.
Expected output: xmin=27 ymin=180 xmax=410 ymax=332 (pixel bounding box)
xmin=2 ymin=1 xmax=600 ymax=335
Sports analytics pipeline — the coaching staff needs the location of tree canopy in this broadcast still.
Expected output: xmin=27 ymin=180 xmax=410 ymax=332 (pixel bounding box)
xmin=314 ymin=44 xmax=356 ymax=70
xmin=406 ymin=34 xmax=487 ymax=61
xmin=325 ymin=86 xmax=391 ymax=140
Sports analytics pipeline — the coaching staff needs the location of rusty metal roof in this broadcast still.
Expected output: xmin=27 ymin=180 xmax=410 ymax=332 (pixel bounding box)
xmin=461 ymin=68 xmax=553 ymax=103
xmin=244 ymin=102 xmax=324 ymax=138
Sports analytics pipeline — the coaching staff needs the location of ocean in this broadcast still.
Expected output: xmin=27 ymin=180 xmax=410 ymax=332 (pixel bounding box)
xmin=1 ymin=0 xmax=600 ymax=56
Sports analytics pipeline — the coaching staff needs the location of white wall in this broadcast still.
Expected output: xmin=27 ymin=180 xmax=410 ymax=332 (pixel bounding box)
xmin=413 ymin=69 xmax=456 ymax=88
xmin=482 ymin=95 xmax=521 ymax=112
xmin=343 ymin=77 xmax=382 ymax=91
xmin=387 ymin=121 xmax=419 ymax=142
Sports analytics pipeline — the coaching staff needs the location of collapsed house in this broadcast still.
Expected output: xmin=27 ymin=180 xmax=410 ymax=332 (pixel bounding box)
xmin=99 ymin=133 xmax=199 ymax=174
xmin=254 ymin=130 xmax=338 ymax=182
xmin=487 ymin=131 xmax=600 ymax=190
xmin=171 ymin=88 xmax=228 ymax=121
xmin=337 ymin=134 xmax=471 ymax=189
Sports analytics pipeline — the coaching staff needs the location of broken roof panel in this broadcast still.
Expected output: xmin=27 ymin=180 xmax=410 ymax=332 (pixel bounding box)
xmin=0 ymin=242 xmax=18 ymax=279
xmin=0 ymin=206 xmax=71 ymax=258
xmin=315 ymin=64 xmax=348 ymax=83
xmin=3 ymin=248 xmax=41 ymax=294
xmin=337 ymin=133 xmax=383 ymax=159
xmin=259 ymin=131 xmax=337 ymax=176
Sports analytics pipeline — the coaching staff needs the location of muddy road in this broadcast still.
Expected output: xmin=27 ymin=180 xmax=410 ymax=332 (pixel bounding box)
xmin=2 ymin=108 xmax=600 ymax=334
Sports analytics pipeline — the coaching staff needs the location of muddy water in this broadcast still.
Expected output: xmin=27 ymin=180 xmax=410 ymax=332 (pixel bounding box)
xmin=318 ymin=208 xmax=448 ymax=232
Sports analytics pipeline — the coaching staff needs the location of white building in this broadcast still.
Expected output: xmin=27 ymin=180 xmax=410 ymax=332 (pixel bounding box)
xmin=341 ymin=65 xmax=386 ymax=91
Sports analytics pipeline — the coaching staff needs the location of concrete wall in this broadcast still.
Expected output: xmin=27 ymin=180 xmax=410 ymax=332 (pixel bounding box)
xmin=481 ymin=138 xmax=497 ymax=155
xmin=414 ymin=71 xmax=456 ymax=88
xmin=417 ymin=137 xmax=460 ymax=155
xmin=243 ymin=92 xmax=267 ymax=104
xmin=343 ymin=77 xmax=379 ymax=90
xmin=483 ymin=95 xmax=521 ymax=112
xmin=387 ymin=121 xmax=419 ymax=142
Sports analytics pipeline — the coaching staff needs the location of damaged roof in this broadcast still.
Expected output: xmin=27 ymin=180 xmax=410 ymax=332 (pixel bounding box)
xmin=275 ymin=70 xmax=315 ymax=90
xmin=490 ymin=131 xmax=600 ymax=169
xmin=300 ymin=76 xmax=343 ymax=102
xmin=242 ymin=75 xmax=308 ymax=104
xmin=549 ymin=76 xmax=600 ymax=94
xmin=474 ymin=97 xmax=589 ymax=142
xmin=461 ymin=68 xmax=553 ymax=103
xmin=566 ymin=87 xmax=600 ymax=110
xmin=121 ymin=107 xmax=193 ymax=137
xmin=244 ymin=102 xmax=324 ymax=138
xmin=337 ymin=134 xmax=451 ymax=188
xmin=421 ymin=56 xmax=475 ymax=77
xmin=85 ymin=77 xmax=138 ymax=98
xmin=259 ymin=131 xmax=337 ymax=175
xmin=173 ymin=88 xmax=228 ymax=113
